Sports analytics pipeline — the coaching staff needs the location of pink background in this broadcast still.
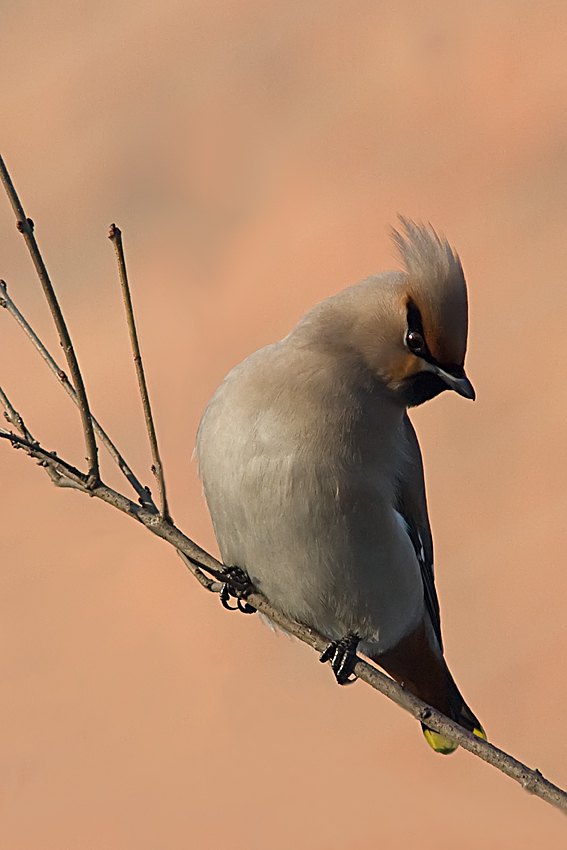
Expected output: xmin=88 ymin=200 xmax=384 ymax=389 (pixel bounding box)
xmin=1 ymin=1 xmax=567 ymax=846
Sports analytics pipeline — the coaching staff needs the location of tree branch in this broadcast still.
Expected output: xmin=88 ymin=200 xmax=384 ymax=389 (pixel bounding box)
xmin=177 ymin=550 xmax=224 ymax=593
xmin=0 ymin=153 xmax=99 ymax=485
xmin=0 ymin=383 xmax=34 ymax=442
xmin=0 ymin=279 xmax=156 ymax=512
xmin=0 ymin=391 xmax=89 ymax=491
xmin=109 ymin=224 xmax=171 ymax=521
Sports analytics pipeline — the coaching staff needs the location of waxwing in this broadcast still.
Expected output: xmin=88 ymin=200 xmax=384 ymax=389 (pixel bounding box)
xmin=196 ymin=218 xmax=485 ymax=753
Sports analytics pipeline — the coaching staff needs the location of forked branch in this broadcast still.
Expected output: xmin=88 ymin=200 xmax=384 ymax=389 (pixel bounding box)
xmin=0 ymin=279 xmax=156 ymax=511
xmin=1 ymin=154 xmax=566 ymax=817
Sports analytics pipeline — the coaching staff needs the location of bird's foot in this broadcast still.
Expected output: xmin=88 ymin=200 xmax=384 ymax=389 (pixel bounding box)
xmin=219 ymin=566 xmax=256 ymax=614
xmin=319 ymin=633 xmax=360 ymax=684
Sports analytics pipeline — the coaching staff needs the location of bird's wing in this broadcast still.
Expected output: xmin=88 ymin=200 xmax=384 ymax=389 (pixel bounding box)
xmin=396 ymin=413 xmax=443 ymax=652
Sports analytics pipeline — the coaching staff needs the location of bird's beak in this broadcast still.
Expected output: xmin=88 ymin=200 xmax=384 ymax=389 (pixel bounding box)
xmin=432 ymin=365 xmax=476 ymax=400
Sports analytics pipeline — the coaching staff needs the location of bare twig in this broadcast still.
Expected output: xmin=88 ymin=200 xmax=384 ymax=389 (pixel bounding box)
xmin=0 ymin=279 xmax=156 ymax=512
xmin=177 ymin=550 xmax=224 ymax=593
xmin=0 ymin=389 xmax=89 ymax=491
xmin=108 ymin=224 xmax=170 ymax=521
xmin=0 ymin=425 xmax=229 ymax=578
xmin=0 ymin=154 xmax=99 ymax=485
xmin=0 ymin=383 xmax=34 ymax=442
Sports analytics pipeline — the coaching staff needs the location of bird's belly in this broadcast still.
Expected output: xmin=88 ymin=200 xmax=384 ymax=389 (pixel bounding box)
xmin=210 ymin=460 xmax=423 ymax=652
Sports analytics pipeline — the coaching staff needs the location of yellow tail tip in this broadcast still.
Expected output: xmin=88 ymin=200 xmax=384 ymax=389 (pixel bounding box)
xmin=423 ymin=728 xmax=458 ymax=755
xmin=423 ymin=724 xmax=487 ymax=754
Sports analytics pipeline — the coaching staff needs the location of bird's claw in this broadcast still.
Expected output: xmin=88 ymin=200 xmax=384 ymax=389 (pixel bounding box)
xmin=320 ymin=633 xmax=360 ymax=684
xmin=219 ymin=566 xmax=256 ymax=614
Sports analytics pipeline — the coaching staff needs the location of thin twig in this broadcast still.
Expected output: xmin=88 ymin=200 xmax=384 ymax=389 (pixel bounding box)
xmin=0 ymin=384 xmax=34 ymax=442
xmin=0 ymin=427 xmax=226 ymax=574
xmin=108 ymin=224 xmax=170 ymax=521
xmin=0 ymin=279 xmax=156 ymax=512
xmin=177 ymin=550 xmax=224 ymax=593
xmin=0 ymin=153 xmax=99 ymax=486
xmin=0 ymin=389 xmax=88 ymax=490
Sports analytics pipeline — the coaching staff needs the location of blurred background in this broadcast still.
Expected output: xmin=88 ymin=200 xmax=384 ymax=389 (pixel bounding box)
xmin=1 ymin=1 xmax=566 ymax=847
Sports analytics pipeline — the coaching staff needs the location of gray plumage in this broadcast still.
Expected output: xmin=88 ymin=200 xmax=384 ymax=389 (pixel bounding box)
xmin=196 ymin=219 xmax=483 ymax=752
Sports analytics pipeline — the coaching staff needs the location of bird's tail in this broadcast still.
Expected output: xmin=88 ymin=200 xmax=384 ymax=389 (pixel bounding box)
xmin=372 ymin=622 xmax=486 ymax=754
xmin=422 ymin=674 xmax=486 ymax=755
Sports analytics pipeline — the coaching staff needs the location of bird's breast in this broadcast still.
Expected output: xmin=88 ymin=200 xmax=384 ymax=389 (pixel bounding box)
xmin=197 ymin=372 xmax=423 ymax=649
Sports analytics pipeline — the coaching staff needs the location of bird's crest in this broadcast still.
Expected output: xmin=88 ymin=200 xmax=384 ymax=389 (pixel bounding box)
xmin=392 ymin=217 xmax=469 ymax=367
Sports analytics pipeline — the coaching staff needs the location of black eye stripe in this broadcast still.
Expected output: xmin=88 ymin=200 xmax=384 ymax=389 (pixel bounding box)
xmin=405 ymin=298 xmax=463 ymax=377
xmin=405 ymin=299 xmax=431 ymax=358
xmin=406 ymin=298 xmax=425 ymax=337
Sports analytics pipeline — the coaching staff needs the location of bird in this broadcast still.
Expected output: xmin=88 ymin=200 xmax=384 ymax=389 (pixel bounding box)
xmin=196 ymin=218 xmax=485 ymax=753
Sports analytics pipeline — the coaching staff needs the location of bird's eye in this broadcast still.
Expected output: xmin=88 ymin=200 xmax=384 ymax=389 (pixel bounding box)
xmin=406 ymin=331 xmax=426 ymax=354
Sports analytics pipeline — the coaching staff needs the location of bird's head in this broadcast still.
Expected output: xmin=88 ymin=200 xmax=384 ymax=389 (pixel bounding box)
xmin=339 ymin=218 xmax=475 ymax=407
xmin=292 ymin=218 xmax=474 ymax=407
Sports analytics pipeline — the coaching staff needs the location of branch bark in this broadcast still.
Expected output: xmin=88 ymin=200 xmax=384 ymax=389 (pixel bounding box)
xmin=109 ymin=224 xmax=171 ymax=521
xmin=0 ymin=279 xmax=156 ymax=511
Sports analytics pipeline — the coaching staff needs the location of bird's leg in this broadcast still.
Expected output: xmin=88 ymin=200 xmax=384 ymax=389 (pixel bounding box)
xmin=219 ymin=566 xmax=257 ymax=614
xmin=319 ymin=633 xmax=360 ymax=684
